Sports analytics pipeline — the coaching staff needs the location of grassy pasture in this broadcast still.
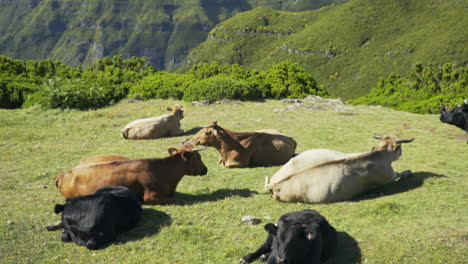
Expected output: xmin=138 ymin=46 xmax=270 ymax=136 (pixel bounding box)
xmin=0 ymin=99 xmax=466 ymax=264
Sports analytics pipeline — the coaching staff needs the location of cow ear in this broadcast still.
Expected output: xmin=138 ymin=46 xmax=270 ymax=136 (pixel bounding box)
xmin=181 ymin=151 xmax=192 ymax=160
xmin=167 ymin=107 xmax=173 ymax=111
xmin=264 ymin=223 xmax=278 ymax=236
xmin=168 ymin=148 xmax=178 ymax=155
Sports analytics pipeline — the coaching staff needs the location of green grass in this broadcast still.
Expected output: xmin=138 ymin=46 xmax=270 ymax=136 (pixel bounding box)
xmin=0 ymin=99 xmax=467 ymax=263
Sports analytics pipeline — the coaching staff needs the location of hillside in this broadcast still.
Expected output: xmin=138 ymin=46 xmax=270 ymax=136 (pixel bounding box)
xmin=186 ymin=0 xmax=468 ymax=99
xmin=0 ymin=0 xmax=345 ymax=70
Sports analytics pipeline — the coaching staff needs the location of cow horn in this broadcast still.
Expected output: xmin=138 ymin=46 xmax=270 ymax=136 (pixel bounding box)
xmin=396 ymin=138 xmax=415 ymax=144
xmin=180 ymin=138 xmax=192 ymax=146
xmin=373 ymin=134 xmax=383 ymax=139
xmin=193 ymin=146 xmax=207 ymax=151
xmin=456 ymin=103 xmax=461 ymax=107
xmin=464 ymin=98 xmax=468 ymax=104
xmin=202 ymin=124 xmax=217 ymax=128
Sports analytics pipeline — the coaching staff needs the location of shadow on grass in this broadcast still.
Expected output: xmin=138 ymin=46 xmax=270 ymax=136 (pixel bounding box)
xmin=353 ymin=171 xmax=446 ymax=202
xmin=174 ymin=188 xmax=258 ymax=205
xmin=116 ymin=208 xmax=172 ymax=243
xmin=182 ymin=127 xmax=202 ymax=136
xmin=333 ymin=232 xmax=362 ymax=264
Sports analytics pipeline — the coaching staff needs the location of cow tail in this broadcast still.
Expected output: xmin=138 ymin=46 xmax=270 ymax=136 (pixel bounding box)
xmin=54 ymin=204 xmax=65 ymax=214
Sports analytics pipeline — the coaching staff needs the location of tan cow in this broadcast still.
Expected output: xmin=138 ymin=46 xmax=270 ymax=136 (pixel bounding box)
xmin=121 ymin=104 xmax=185 ymax=139
xmin=55 ymin=144 xmax=208 ymax=204
xmin=265 ymin=135 xmax=414 ymax=203
xmin=191 ymin=121 xmax=297 ymax=168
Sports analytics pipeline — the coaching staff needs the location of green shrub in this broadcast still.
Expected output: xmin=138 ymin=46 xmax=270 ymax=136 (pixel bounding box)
xmin=0 ymin=74 xmax=39 ymax=109
xmin=182 ymin=75 xmax=260 ymax=101
xmin=351 ymin=63 xmax=468 ymax=114
xmin=265 ymin=61 xmax=328 ymax=99
xmin=24 ymin=78 xmax=127 ymax=110
xmin=129 ymin=72 xmax=192 ymax=100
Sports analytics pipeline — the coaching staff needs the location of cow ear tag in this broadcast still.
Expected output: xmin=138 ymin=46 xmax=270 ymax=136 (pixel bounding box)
xmin=306 ymin=233 xmax=314 ymax=240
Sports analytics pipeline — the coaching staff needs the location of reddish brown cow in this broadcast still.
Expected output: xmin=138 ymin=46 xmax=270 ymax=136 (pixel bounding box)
xmin=191 ymin=121 xmax=297 ymax=168
xmin=55 ymin=145 xmax=208 ymax=204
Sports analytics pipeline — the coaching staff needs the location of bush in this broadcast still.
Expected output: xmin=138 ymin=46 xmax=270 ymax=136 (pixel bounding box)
xmin=265 ymin=61 xmax=328 ymax=99
xmin=182 ymin=75 xmax=260 ymax=101
xmin=129 ymin=72 xmax=192 ymax=100
xmin=350 ymin=63 xmax=468 ymax=114
xmin=0 ymin=74 xmax=39 ymax=109
xmin=23 ymin=78 xmax=127 ymax=110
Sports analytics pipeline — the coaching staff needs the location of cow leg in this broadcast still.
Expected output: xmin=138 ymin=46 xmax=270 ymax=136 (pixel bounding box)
xmin=61 ymin=231 xmax=72 ymax=243
xmin=239 ymin=234 xmax=273 ymax=263
xmin=224 ymin=160 xmax=244 ymax=168
xmin=45 ymin=220 xmax=64 ymax=231
xmin=143 ymin=190 xmax=175 ymax=205
xmin=395 ymin=170 xmax=412 ymax=179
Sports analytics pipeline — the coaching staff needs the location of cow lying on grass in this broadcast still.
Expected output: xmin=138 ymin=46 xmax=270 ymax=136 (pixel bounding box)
xmin=55 ymin=144 xmax=208 ymax=204
xmin=191 ymin=121 xmax=296 ymax=168
xmin=121 ymin=104 xmax=185 ymax=139
xmin=54 ymin=186 xmax=142 ymax=250
xmin=240 ymin=209 xmax=337 ymax=264
xmin=72 ymin=155 xmax=130 ymax=169
xmin=440 ymin=99 xmax=468 ymax=133
xmin=265 ymin=135 xmax=414 ymax=204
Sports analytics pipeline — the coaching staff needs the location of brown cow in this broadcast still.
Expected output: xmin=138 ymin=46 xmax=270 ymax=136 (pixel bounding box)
xmin=55 ymin=144 xmax=208 ymax=204
xmin=191 ymin=121 xmax=297 ymax=168
xmin=72 ymin=155 xmax=130 ymax=169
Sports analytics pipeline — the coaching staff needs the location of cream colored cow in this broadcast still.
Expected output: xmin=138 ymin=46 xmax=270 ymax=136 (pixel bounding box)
xmin=265 ymin=135 xmax=414 ymax=204
xmin=121 ymin=104 xmax=185 ymax=139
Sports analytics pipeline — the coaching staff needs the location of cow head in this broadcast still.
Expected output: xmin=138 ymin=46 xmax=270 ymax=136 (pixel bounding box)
xmin=372 ymin=135 xmax=414 ymax=161
xmin=192 ymin=121 xmax=224 ymax=147
xmin=440 ymin=104 xmax=466 ymax=130
xmin=266 ymin=211 xmax=322 ymax=264
xmin=167 ymin=104 xmax=185 ymax=120
xmin=168 ymin=144 xmax=208 ymax=176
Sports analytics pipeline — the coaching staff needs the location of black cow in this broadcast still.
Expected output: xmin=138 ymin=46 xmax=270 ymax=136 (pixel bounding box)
xmin=240 ymin=209 xmax=337 ymax=264
xmin=440 ymin=99 xmax=468 ymax=132
xmin=54 ymin=186 xmax=142 ymax=250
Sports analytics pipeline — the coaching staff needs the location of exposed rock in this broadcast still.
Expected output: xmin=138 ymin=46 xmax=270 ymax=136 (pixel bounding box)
xmin=304 ymin=95 xmax=344 ymax=105
xmin=200 ymin=99 xmax=215 ymax=106
xmin=282 ymin=99 xmax=303 ymax=104
xmin=241 ymin=216 xmax=261 ymax=225
xmin=217 ymin=99 xmax=240 ymax=104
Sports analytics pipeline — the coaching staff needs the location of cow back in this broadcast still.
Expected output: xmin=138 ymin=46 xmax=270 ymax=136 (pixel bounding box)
xmin=122 ymin=114 xmax=177 ymax=139
xmin=267 ymin=149 xmax=373 ymax=203
xmin=249 ymin=132 xmax=297 ymax=166
xmin=57 ymin=186 xmax=142 ymax=249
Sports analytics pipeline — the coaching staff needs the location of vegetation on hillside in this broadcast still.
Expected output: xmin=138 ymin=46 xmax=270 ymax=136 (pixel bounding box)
xmin=187 ymin=0 xmax=468 ymax=99
xmin=0 ymin=0 xmax=345 ymax=70
xmin=351 ymin=63 xmax=468 ymax=114
xmin=0 ymin=55 xmax=155 ymax=110
xmin=0 ymin=56 xmax=328 ymax=109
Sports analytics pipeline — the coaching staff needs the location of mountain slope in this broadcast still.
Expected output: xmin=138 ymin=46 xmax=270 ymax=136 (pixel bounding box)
xmin=186 ymin=0 xmax=468 ymax=99
xmin=0 ymin=0 xmax=345 ymax=70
